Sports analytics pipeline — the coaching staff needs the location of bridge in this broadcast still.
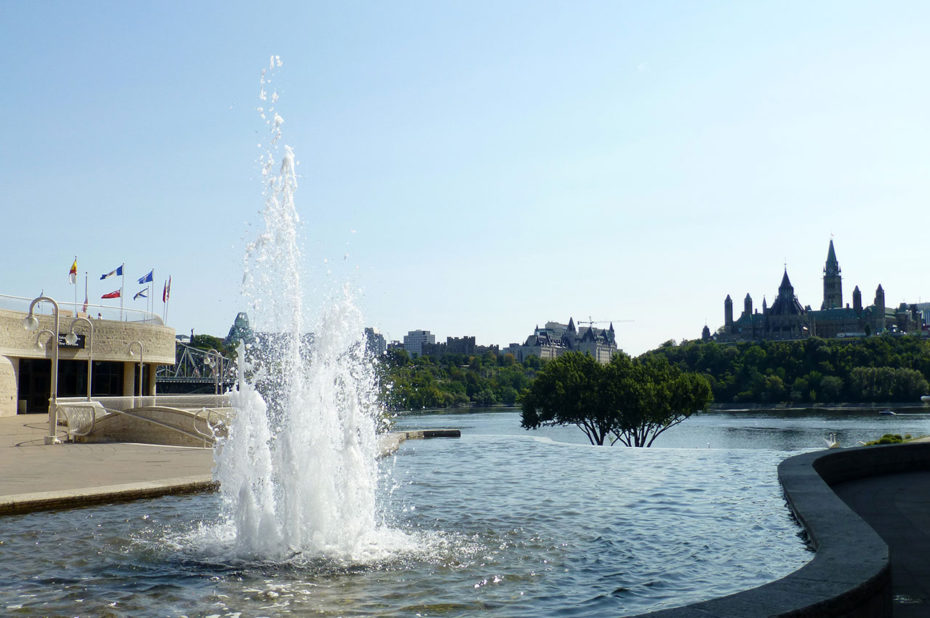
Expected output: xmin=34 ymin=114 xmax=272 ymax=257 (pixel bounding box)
xmin=155 ymin=342 xmax=236 ymax=394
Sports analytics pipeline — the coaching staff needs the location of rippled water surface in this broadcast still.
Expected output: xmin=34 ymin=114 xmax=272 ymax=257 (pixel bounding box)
xmin=4 ymin=409 xmax=927 ymax=616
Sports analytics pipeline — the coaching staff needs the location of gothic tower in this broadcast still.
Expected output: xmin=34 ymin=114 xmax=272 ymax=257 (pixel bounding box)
xmin=821 ymin=239 xmax=843 ymax=310
xmin=724 ymin=295 xmax=733 ymax=332
xmin=852 ymin=286 xmax=862 ymax=313
xmin=874 ymin=284 xmax=886 ymax=333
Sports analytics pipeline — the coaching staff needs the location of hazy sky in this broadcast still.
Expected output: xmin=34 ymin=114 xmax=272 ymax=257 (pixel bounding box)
xmin=2 ymin=1 xmax=928 ymax=355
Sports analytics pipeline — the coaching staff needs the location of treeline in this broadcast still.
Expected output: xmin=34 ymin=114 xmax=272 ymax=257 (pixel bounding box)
xmin=646 ymin=336 xmax=930 ymax=404
xmin=378 ymin=349 xmax=541 ymax=410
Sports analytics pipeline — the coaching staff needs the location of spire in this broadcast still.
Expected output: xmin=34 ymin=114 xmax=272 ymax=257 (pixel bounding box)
xmin=567 ymin=317 xmax=575 ymax=332
xmin=824 ymin=239 xmax=840 ymax=275
xmin=779 ymin=268 xmax=793 ymax=292
xmin=821 ymin=239 xmax=843 ymax=309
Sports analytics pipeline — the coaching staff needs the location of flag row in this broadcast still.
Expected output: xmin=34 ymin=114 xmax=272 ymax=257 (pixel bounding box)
xmin=68 ymin=258 xmax=171 ymax=303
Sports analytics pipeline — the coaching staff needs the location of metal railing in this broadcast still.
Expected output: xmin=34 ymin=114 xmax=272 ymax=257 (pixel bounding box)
xmin=55 ymin=395 xmax=233 ymax=446
xmin=0 ymin=293 xmax=163 ymax=325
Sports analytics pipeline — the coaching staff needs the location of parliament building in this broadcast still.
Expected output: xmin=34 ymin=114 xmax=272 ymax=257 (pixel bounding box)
xmin=706 ymin=240 xmax=924 ymax=343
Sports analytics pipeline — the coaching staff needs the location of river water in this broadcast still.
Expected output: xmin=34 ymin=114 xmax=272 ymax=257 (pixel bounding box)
xmin=2 ymin=408 xmax=928 ymax=616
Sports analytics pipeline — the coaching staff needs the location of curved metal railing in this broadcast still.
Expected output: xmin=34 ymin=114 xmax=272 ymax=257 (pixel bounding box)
xmin=55 ymin=396 xmax=231 ymax=447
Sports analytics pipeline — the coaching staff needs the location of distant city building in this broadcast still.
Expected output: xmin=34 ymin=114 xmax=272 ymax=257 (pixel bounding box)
xmin=422 ymin=335 xmax=476 ymax=358
xmin=715 ymin=240 xmax=924 ymax=342
xmin=225 ymin=312 xmax=255 ymax=347
xmin=365 ymin=327 xmax=386 ymax=357
xmin=507 ymin=318 xmax=618 ymax=364
xmin=917 ymin=303 xmax=930 ymax=334
xmin=403 ymin=329 xmax=435 ymax=357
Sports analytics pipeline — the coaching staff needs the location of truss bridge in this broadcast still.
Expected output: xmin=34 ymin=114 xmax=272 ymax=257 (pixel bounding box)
xmin=155 ymin=342 xmax=236 ymax=394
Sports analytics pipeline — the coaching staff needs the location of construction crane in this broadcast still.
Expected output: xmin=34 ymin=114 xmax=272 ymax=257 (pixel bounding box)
xmin=578 ymin=316 xmax=634 ymax=328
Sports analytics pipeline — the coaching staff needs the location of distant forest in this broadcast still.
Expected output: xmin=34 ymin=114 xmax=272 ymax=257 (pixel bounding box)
xmin=378 ymin=349 xmax=540 ymax=411
xmin=645 ymin=336 xmax=930 ymax=405
xmin=196 ymin=331 xmax=930 ymax=409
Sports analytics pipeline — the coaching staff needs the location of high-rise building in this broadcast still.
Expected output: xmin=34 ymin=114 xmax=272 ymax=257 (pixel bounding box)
xmin=403 ymin=329 xmax=435 ymax=357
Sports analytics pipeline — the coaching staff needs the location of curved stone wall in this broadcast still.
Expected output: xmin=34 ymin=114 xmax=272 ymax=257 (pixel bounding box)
xmin=640 ymin=443 xmax=930 ymax=617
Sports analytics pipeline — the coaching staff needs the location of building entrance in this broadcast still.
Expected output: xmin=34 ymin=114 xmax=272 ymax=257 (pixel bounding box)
xmin=18 ymin=358 xmax=51 ymax=414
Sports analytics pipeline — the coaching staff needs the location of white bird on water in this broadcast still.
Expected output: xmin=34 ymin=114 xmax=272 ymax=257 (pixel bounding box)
xmin=824 ymin=433 xmax=839 ymax=449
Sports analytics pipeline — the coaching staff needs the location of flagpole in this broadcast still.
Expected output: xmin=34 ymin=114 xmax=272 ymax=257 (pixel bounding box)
xmin=83 ymin=273 xmax=88 ymax=315
xmin=120 ymin=263 xmax=125 ymax=321
xmin=165 ymin=276 xmax=171 ymax=325
xmin=72 ymin=256 xmax=78 ymax=316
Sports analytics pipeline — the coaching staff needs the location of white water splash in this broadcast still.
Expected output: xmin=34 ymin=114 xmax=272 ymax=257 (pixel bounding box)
xmin=212 ymin=59 xmax=409 ymax=563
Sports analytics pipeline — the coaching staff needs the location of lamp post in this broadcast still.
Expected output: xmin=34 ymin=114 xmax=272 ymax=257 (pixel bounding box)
xmin=128 ymin=341 xmax=144 ymax=407
xmin=67 ymin=317 xmax=94 ymax=401
xmin=206 ymin=349 xmax=223 ymax=395
xmin=23 ymin=296 xmax=61 ymax=445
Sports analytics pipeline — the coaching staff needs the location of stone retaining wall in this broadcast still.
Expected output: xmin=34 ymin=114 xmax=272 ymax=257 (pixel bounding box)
xmin=640 ymin=443 xmax=930 ymax=616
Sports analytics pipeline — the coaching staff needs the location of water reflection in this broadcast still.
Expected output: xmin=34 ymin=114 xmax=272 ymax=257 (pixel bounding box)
xmin=395 ymin=408 xmax=930 ymax=451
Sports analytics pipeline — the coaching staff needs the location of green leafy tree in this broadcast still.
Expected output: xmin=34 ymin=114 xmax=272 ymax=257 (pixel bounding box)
xmin=606 ymin=355 xmax=713 ymax=447
xmin=521 ymin=352 xmax=612 ymax=445
xmin=521 ymin=352 xmax=712 ymax=447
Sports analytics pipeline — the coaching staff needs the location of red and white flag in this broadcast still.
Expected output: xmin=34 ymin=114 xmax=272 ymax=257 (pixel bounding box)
xmin=102 ymin=289 xmax=121 ymax=299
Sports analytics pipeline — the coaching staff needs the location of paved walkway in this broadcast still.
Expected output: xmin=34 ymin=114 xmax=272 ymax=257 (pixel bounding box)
xmin=0 ymin=414 xmax=215 ymax=515
xmin=0 ymin=414 xmax=411 ymax=516
xmin=833 ymin=470 xmax=930 ymax=617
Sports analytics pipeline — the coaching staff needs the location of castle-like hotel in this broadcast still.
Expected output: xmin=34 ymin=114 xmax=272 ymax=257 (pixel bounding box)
xmin=707 ymin=240 xmax=923 ymax=343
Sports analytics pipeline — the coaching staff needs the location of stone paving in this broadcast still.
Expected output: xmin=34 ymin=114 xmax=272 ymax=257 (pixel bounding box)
xmin=833 ymin=470 xmax=930 ymax=617
xmin=0 ymin=414 xmax=215 ymax=515
xmin=0 ymin=414 xmax=411 ymax=516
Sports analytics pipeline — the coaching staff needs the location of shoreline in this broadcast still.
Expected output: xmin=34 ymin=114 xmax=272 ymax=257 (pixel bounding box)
xmin=708 ymin=401 xmax=930 ymax=413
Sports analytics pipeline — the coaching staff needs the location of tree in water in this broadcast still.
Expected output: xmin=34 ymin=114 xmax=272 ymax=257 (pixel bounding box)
xmin=521 ymin=352 xmax=712 ymax=447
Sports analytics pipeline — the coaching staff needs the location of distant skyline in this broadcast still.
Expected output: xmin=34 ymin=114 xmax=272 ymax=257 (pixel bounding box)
xmin=2 ymin=2 xmax=929 ymax=355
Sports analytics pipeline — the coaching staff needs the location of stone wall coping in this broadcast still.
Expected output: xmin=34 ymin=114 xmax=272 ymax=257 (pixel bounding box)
xmin=638 ymin=443 xmax=930 ymax=616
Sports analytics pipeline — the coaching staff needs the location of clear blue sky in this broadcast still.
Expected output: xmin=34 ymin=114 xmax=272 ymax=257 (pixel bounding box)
xmin=2 ymin=1 xmax=929 ymax=355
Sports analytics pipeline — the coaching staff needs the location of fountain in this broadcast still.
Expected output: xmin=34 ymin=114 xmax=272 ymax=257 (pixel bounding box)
xmin=0 ymin=59 xmax=825 ymax=616
xmin=210 ymin=56 xmax=408 ymax=563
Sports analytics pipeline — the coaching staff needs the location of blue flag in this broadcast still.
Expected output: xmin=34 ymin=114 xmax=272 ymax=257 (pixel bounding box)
xmin=100 ymin=265 xmax=123 ymax=280
xmin=138 ymin=269 xmax=154 ymax=284
xmin=133 ymin=289 xmax=148 ymax=300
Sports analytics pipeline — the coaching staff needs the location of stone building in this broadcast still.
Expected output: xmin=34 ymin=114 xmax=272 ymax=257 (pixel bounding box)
xmin=716 ymin=240 xmax=923 ymax=343
xmin=421 ymin=335 xmax=476 ymax=358
xmin=0 ymin=295 xmax=175 ymax=417
xmin=507 ymin=318 xmax=618 ymax=363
